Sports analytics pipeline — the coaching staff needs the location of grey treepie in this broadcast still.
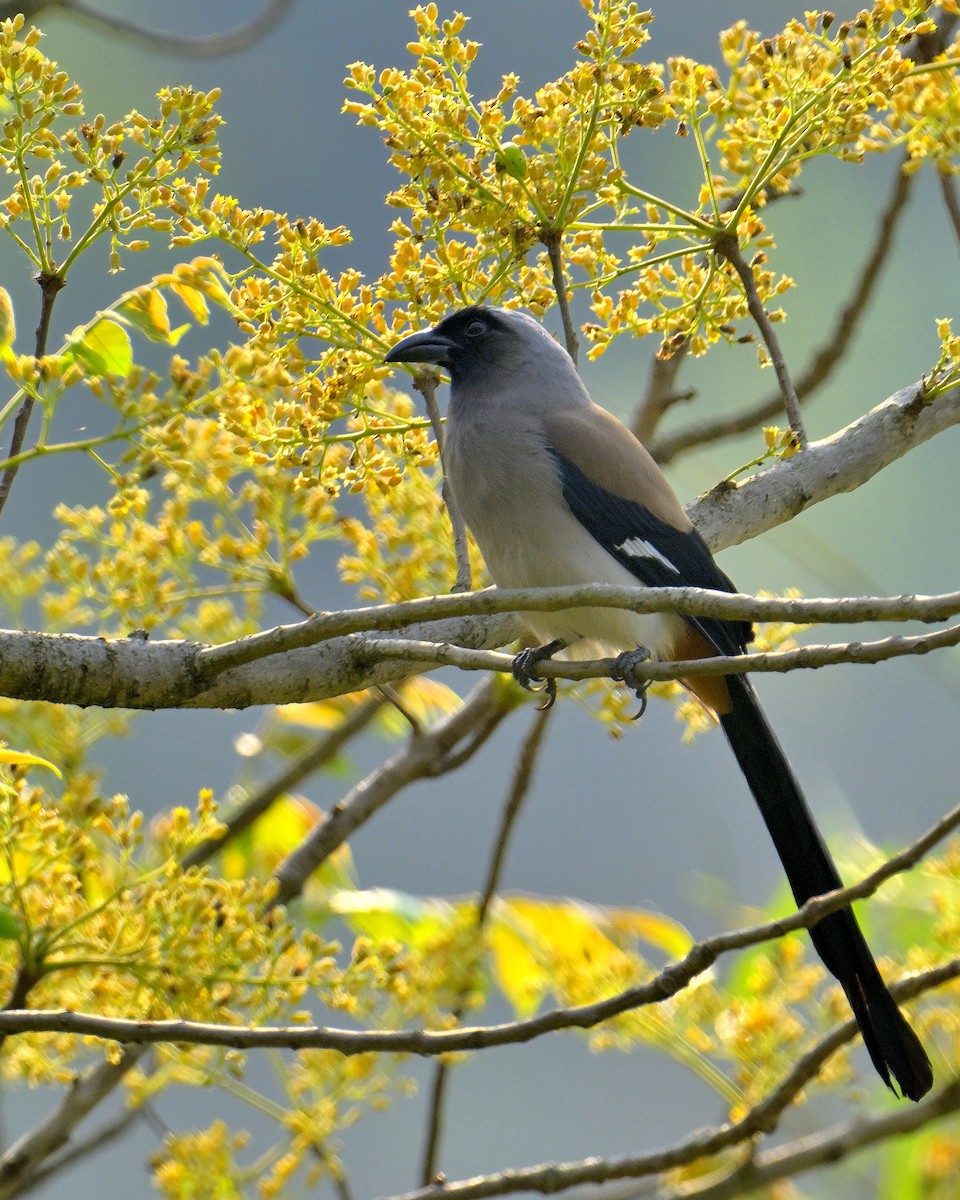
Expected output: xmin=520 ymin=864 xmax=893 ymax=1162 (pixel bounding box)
xmin=385 ymin=304 xmax=932 ymax=1100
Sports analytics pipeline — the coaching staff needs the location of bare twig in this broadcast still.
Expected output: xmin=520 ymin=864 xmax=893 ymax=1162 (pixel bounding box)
xmin=420 ymin=706 xmax=553 ymax=1184
xmin=0 ymin=964 xmax=954 ymax=1200
xmin=43 ymin=0 xmax=293 ymax=57
xmin=0 ymin=271 xmax=64 ymax=519
xmin=378 ymin=1050 xmax=960 ymax=1200
xmin=361 ymin=619 xmax=960 ymax=687
xmin=938 ymin=167 xmax=960 ymax=247
xmin=657 ymin=1080 xmax=960 ymax=1200
xmin=14 ymin=1104 xmax=146 ymax=1199
xmin=181 ymin=695 xmax=386 ymax=871
xmin=476 ymin=709 xmax=552 ymax=923
xmin=0 ymin=954 xmax=951 ymax=1059
xmin=543 ymin=232 xmax=579 ymax=366
xmin=3 ymin=800 xmax=957 ymax=1054
xmin=416 ymin=370 xmax=472 ymax=592
xmin=653 ymin=162 xmax=914 ymax=463
xmin=631 ymin=339 xmax=694 ymax=446
xmin=269 ymin=679 xmax=510 ymax=909
xmin=715 ymin=234 xmax=806 ymax=447
xmin=200 ymin=583 xmax=960 ymax=680
xmin=0 ymin=1047 xmax=149 ymax=1199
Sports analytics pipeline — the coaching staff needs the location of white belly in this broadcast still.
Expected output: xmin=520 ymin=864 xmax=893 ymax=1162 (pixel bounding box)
xmin=445 ymin=419 xmax=680 ymax=660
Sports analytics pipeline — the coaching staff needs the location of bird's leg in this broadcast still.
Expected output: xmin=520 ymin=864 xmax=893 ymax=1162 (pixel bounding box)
xmin=511 ymin=639 xmax=566 ymax=710
xmin=612 ymin=646 xmax=652 ymax=721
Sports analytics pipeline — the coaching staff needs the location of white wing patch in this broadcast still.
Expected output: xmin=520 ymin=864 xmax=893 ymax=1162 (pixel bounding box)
xmin=615 ymin=535 xmax=680 ymax=574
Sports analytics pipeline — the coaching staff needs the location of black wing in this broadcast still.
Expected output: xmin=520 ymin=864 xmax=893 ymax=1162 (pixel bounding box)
xmin=549 ymin=447 xmax=752 ymax=656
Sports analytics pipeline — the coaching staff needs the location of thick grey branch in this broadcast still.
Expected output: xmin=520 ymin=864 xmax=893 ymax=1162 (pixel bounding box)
xmin=687 ymin=380 xmax=960 ymax=547
xmin=0 ymin=380 xmax=953 ymax=710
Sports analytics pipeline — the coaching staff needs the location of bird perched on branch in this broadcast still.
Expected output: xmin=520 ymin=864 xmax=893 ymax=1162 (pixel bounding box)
xmin=385 ymin=304 xmax=932 ymax=1101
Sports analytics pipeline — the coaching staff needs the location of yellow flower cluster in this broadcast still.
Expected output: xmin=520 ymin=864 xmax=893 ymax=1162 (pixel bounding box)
xmin=927 ymin=316 xmax=960 ymax=396
xmin=0 ymin=4 xmax=953 ymax=644
xmin=338 ymin=451 xmax=478 ymax=605
xmin=345 ymin=1 xmax=668 ymax=331
xmin=0 ymin=16 xmax=221 ymax=275
xmin=0 ymin=779 xmax=344 ymax=1084
xmin=350 ymin=2 xmax=953 ymax=369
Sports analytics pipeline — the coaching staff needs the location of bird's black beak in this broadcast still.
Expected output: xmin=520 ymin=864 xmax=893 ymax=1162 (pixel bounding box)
xmin=384 ymin=327 xmax=455 ymax=367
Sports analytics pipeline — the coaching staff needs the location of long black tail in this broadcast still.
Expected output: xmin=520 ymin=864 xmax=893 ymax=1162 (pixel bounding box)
xmin=719 ymin=674 xmax=932 ymax=1100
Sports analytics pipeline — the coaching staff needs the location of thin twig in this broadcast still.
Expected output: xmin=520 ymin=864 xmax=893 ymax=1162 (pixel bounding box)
xmin=14 ymin=1104 xmax=145 ymax=1198
xmin=181 ymin=695 xmax=386 ymax=870
xmin=631 ymin=339 xmax=694 ymax=446
xmin=938 ymin=167 xmax=960 ymax=247
xmin=715 ymin=234 xmax=806 ymax=446
xmin=543 ymin=231 xmax=579 ymax=366
xmin=196 ymin=580 xmax=960 ymax=681
xmin=4 ymin=799 xmax=958 ymax=1054
xmin=379 ymin=1051 xmax=960 ymax=1200
xmin=420 ymin=706 xmax=553 ymax=1184
xmin=51 ymin=0 xmax=293 ymax=57
xmin=0 ymin=270 xmax=64 ymax=519
xmin=361 ymin=618 xmax=960 ymax=686
xmin=269 ymin=679 xmax=510 ymax=910
xmin=0 ymin=960 xmax=953 ymax=1200
xmin=0 ymin=1046 xmax=149 ymax=1199
xmin=657 ymin=1080 xmax=960 ymax=1200
xmin=416 ymin=370 xmax=472 ymax=592
xmin=653 ymin=160 xmax=914 ymax=463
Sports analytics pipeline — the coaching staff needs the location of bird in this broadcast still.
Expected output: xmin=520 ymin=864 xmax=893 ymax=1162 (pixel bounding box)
xmin=384 ymin=304 xmax=933 ymax=1101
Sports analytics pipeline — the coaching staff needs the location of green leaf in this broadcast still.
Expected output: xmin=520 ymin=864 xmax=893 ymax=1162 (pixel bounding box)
xmin=0 ymin=905 xmax=22 ymax=940
xmin=68 ymin=317 xmax=133 ymax=377
xmin=329 ymin=888 xmax=456 ymax=948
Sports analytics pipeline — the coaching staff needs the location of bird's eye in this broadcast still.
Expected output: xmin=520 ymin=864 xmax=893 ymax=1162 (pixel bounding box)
xmin=465 ymin=319 xmax=487 ymax=338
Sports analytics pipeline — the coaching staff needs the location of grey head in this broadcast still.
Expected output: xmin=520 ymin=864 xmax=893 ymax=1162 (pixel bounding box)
xmin=383 ymin=305 xmax=576 ymax=394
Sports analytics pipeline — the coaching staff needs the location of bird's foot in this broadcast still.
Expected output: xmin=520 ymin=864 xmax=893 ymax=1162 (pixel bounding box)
xmin=511 ymin=639 xmax=566 ymax=710
xmin=612 ymin=646 xmax=652 ymax=721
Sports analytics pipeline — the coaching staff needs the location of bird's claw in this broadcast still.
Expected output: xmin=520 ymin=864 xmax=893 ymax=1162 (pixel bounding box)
xmin=612 ymin=646 xmax=652 ymax=721
xmin=511 ymin=639 xmax=565 ymax=710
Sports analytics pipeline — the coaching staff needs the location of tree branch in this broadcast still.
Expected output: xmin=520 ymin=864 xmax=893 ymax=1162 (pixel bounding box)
xmin=0 ymin=1047 xmax=148 ymax=1199
xmin=269 ymin=678 xmax=510 ymax=909
xmin=714 ymin=234 xmax=807 ymax=447
xmin=0 ymin=580 xmax=957 ymax=714
xmin=379 ymin=1066 xmax=960 ymax=1200
xmin=420 ymin=705 xmax=553 ymax=1184
xmin=1 ymin=798 xmax=956 ymax=1054
xmin=181 ymin=694 xmax=386 ymax=870
xmin=40 ymin=0 xmax=294 ymax=57
xmin=543 ymin=231 xmax=579 ymax=365
xmin=0 ymin=271 xmax=64 ymax=520
xmin=652 ymin=160 xmax=914 ymax=463
xmin=362 ymin=618 xmax=960 ymax=686
xmin=938 ymin=166 xmax=960 ymax=247
xmin=657 ymin=1080 xmax=960 ymax=1200
xmin=13 ymin=1103 xmax=146 ymax=1199
xmin=0 ymin=379 xmax=951 ymax=711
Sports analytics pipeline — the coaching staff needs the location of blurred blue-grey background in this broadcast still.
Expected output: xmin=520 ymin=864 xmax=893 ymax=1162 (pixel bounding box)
xmin=0 ymin=2 xmax=956 ymax=1197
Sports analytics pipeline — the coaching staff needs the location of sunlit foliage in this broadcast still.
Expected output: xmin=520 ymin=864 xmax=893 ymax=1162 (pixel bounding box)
xmin=0 ymin=3 xmax=955 ymax=1194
